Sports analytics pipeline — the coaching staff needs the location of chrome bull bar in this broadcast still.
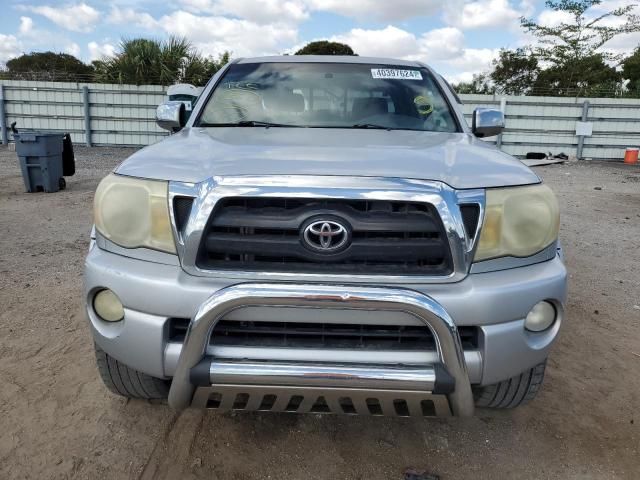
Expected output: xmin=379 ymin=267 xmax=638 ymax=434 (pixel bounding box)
xmin=168 ymin=283 xmax=475 ymax=417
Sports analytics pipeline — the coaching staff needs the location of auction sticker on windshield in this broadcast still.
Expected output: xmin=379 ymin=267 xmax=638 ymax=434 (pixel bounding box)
xmin=371 ymin=69 xmax=423 ymax=80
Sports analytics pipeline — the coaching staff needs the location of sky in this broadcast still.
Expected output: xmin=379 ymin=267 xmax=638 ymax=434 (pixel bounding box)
xmin=1 ymin=0 xmax=639 ymax=83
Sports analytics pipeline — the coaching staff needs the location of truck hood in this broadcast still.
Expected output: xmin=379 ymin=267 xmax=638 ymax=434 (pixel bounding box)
xmin=115 ymin=127 xmax=539 ymax=189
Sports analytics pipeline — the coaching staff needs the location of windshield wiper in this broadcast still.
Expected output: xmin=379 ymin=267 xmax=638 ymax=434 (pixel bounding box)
xmin=237 ymin=120 xmax=300 ymax=127
xmin=351 ymin=123 xmax=393 ymax=130
xmin=199 ymin=120 xmax=299 ymax=128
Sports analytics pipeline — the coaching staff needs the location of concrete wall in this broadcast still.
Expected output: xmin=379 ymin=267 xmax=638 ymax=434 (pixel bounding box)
xmin=1 ymin=79 xmax=639 ymax=160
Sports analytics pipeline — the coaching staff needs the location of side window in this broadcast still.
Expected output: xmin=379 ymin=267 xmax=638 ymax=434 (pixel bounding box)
xmin=440 ymin=76 xmax=463 ymax=105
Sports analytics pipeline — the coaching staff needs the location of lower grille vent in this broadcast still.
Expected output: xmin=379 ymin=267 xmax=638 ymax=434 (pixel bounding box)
xmin=168 ymin=318 xmax=478 ymax=350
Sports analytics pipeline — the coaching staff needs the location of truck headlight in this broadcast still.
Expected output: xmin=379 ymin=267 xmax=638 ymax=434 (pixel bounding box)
xmin=94 ymin=174 xmax=176 ymax=254
xmin=474 ymin=184 xmax=559 ymax=262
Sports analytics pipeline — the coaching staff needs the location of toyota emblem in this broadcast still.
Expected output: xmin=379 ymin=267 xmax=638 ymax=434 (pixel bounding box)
xmin=302 ymin=219 xmax=350 ymax=253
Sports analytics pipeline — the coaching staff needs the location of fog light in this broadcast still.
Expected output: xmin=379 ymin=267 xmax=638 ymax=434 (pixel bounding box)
xmin=525 ymin=301 xmax=556 ymax=332
xmin=93 ymin=289 xmax=124 ymax=322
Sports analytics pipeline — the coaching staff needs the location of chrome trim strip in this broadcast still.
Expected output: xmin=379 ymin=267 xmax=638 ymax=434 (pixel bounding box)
xmin=167 ymin=181 xmax=197 ymax=248
xmin=169 ymin=175 xmax=485 ymax=284
xmin=456 ymin=189 xmax=485 ymax=254
xmin=167 ymin=283 xmax=475 ymax=416
xmin=209 ymin=360 xmax=436 ymax=391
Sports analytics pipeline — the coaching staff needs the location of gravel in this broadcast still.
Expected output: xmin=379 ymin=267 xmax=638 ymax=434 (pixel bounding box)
xmin=0 ymin=145 xmax=639 ymax=479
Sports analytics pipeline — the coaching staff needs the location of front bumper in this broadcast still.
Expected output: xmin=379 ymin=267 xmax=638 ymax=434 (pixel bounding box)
xmin=172 ymin=283 xmax=474 ymax=416
xmin=85 ymin=246 xmax=567 ymax=414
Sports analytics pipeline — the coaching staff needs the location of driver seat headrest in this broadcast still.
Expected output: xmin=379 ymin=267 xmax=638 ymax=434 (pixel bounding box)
xmin=351 ymin=97 xmax=388 ymax=118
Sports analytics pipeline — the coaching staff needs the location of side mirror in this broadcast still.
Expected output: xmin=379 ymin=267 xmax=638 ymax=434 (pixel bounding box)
xmin=156 ymin=101 xmax=186 ymax=131
xmin=472 ymin=108 xmax=505 ymax=138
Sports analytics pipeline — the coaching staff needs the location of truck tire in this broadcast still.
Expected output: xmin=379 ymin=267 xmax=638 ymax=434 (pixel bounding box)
xmin=94 ymin=344 xmax=169 ymax=400
xmin=473 ymin=360 xmax=546 ymax=409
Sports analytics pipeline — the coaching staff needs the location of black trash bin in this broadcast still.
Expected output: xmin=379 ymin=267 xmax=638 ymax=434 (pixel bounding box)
xmin=13 ymin=131 xmax=67 ymax=193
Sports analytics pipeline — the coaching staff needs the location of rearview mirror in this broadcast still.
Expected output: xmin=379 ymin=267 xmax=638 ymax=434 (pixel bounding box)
xmin=472 ymin=108 xmax=505 ymax=138
xmin=156 ymin=101 xmax=186 ymax=131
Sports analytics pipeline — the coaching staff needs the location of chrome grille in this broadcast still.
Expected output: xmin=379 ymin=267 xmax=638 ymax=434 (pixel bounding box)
xmin=196 ymin=197 xmax=454 ymax=275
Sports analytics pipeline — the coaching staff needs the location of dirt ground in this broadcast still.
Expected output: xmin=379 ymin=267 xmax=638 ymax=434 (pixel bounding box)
xmin=0 ymin=145 xmax=638 ymax=480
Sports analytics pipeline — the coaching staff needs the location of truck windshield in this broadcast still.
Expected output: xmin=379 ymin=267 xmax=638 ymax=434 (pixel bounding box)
xmin=197 ymin=62 xmax=459 ymax=132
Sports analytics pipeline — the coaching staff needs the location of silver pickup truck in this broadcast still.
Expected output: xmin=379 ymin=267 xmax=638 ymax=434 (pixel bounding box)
xmin=85 ymin=56 xmax=566 ymax=417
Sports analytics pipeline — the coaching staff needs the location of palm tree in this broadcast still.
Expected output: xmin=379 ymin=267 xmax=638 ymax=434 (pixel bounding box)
xmin=93 ymin=37 xmax=230 ymax=85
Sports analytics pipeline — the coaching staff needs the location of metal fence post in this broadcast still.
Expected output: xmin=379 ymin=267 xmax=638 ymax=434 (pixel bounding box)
xmin=82 ymin=86 xmax=91 ymax=147
xmin=576 ymin=100 xmax=589 ymax=160
xmin=0 ymin=85 xmax=7 ymax=145
xmin=496 ymin=97 xmax=507 ymax=150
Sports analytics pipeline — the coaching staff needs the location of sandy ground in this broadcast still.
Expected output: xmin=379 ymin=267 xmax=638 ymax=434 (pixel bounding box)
xmin=0 ymin=145 xmax=639 ymax=480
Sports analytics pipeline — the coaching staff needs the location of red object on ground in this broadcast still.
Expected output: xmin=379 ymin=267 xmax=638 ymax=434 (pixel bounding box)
xmin=624 ymin=147 xmax=639 ymax=164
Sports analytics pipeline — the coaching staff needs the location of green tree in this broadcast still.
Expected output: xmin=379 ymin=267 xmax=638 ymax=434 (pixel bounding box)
xmin=93 ymin=37 xmax=230 ymax=85
xmin=490 ymin=48 xmax=540 ymax=95
xmin=520 ymin=0 xmax=640 ymax=94
xmin=4 ymin=51 xmax=94 ymax=81
xmin=453 ymin=73 xmax=493 ymax=94
xmin=295 ymin=41 xmax=356 ymax=55
xmin=182 ymin=51 xmax=230 ymax=86
xmin=533 ymin=53 xmax=620 ymax=95
xmin=622 ymin=47 xmax=640 ymax=94
xmin=94 ymin=37 xmax=186 ymax=85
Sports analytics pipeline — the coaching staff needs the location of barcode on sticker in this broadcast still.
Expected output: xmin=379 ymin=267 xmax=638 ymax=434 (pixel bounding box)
xmin=371 ymin=69 xmax=423 ymax=80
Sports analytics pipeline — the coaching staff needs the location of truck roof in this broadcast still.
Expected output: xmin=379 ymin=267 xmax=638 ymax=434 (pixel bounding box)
xmin=236 ymin=55 xmax=426 ymax=68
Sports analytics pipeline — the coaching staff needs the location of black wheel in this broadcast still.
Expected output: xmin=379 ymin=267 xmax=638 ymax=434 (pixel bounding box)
xmin=94 ymin=344 xmax=169 ymax=400
xmin=58 ymin=177 xmax=66 ymax=190
xmin=473 ymin=360 xmax=547 ymax=409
